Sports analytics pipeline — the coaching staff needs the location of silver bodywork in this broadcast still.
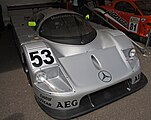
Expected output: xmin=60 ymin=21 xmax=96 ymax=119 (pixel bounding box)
xmin=10 ymin=7 xmax=147 ymax=119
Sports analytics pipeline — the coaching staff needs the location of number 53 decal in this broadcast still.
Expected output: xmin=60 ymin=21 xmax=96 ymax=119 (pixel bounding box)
xmin=28 ymin=48 xmax=55 ymax=68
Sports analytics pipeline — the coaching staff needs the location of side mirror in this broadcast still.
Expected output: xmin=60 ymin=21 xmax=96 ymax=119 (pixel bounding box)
xmin=85 ymin=14 xmax=90 ymax=20
xmin=28 ymin=21 xmax=36 ymax=27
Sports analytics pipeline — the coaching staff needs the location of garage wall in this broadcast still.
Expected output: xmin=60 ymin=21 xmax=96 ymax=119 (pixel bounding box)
xmin=0 ymin=0 xmax=58 ymax=25
xmin=1 ymin=0 xmax=57 ymax=6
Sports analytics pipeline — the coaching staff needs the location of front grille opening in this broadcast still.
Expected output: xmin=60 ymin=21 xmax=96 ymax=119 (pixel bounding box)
xmin=80 ymin=79 xmax=131 ymax=108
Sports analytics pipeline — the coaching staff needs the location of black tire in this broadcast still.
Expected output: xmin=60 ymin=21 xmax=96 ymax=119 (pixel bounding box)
xmin=22 ymin=54 xmax=33 ymax=87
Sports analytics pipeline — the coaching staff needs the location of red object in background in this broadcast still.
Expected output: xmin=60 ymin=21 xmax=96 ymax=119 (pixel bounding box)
xmin=95 ymin=0 xmax=151 ymax=41
xmin=66 ymin=0 xmax=72 ymax=10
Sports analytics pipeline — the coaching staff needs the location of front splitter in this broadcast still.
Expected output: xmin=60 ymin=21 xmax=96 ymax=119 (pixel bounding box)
xmin=35 ymin=73 xmax=148 ymax=120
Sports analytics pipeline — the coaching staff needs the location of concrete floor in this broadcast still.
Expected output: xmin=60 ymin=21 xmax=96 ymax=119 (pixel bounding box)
xmin=0 ymin=27 xmax=151 ymax=120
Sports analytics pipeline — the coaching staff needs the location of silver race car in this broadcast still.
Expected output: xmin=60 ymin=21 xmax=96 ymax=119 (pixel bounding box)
xmin=10 ymin=7 xmax=147 ymax=119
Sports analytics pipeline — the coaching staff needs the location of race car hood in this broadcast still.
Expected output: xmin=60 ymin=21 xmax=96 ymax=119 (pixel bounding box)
xmin=59 ymin=46 xmax=134 ymax=93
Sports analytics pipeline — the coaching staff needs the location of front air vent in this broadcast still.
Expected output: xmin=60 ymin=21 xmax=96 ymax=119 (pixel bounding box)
xmin=91 ymin=55 xmax=102 ymax=70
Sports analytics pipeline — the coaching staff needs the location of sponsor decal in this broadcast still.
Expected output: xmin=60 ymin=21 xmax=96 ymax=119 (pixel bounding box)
xmin=28 ymin=48 xmax=55 ymax=68
xmin=37 ymin=94 xmax=52 ymax=107
xmin=129 ymin=17 xmax=140 ymax=33
xmin=56 ymin=100 xmax=78 ymax=108
xmin=40 ymin=94 xmax=52 ymax=101
xmin=107 ymin=11 xmax=128 ymax=29
xmin=98 ymin=70 xmax=112 ymax=82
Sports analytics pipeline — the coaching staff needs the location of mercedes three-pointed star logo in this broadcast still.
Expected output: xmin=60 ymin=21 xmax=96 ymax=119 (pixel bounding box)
xmin=98 ymin=70 xmax=112 ymax=82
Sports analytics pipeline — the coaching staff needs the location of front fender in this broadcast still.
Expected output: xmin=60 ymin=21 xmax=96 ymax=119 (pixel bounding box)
xmin=21 ymin=41 xmax=58 ymax=84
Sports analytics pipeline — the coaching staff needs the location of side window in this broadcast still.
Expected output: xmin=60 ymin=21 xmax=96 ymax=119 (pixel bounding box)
xmin=123 ymin=3 xmax=135 ymax=13
xmin=115 ymin=2 xmax=135 ymax=13
xmin=115 ymin=2 xmax=125 ymax=11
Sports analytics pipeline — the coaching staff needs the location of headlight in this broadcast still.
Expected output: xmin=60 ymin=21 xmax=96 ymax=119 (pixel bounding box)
xmin=129 ymin=48 xmax=136 ymax=59
xmin=123 ymin=48 xmax=136 ymax=59
xmin=36 ymin=71 xmax=47 ymax=83
xmin=123 ymin=48 xmax=139 ymax=69
xmin=34 ymin=66 xmax=73 ymax=93
xmin=35 ymin=71 xmax=58 ymax=91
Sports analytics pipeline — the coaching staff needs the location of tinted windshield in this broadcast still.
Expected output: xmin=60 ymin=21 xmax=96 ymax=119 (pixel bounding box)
xmin=39 ymin=13 xmax=96 ymax=45
xmin=134 ymin=1 xmax=151 ymax=15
